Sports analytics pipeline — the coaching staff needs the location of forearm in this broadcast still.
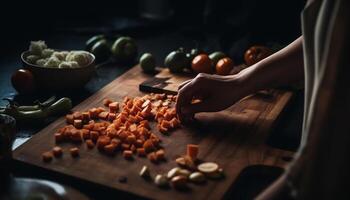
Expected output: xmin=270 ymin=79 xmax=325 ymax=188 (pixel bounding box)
xmin=236 ymin=36 xmax=304 ymax=93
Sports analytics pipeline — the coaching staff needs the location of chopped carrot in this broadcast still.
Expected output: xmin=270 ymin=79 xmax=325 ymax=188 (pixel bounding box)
xmin=73 ymin=112 xmax=83 ymax=120
xmin=42 ymin=151 xmax=53 ymax=162
xmin=123 ymin=150 xmax=133 ymax=159
xmin=147 ymin=152 xmax=157 ymax=163
xmin=73 ymin=119 xmax=83 ymax=129
xmin=109 ymin=102 xmax=119 ymax=113
xmin=97 ymin=136 xmax=111 ymax=150
xmin=121 ymin=143 xmax=130 ymax=150
xmin=136 ymin=148 xmax=146 ymax=157
xmin=143 ymin=139 xmax=155 ymax=153
xmin=187 ymin=144 xmax=199 ymax=160
xmin=90 ymin=131 xmax=99 ymax=142
xmin=52 ymin=146 xmax=63 ymax=157
xmin=155 ymin=149 xmax=165 ymax=160
xmin=55 ymin=133 xmax=64 ymax=143
xmin=98 ymin=111 xmax=109 ymax=120
xmin=70 ymin=129 xmax=82 ymax=143
xmin=161 ymin=120 xmax=172 ymax=129
xmin=108 ymin=113 xmax=116 ymax=121
xmin=70 ymin=147 xmax=79 ymax=157
xmin=126 ymin=135 xmax=136 ymax=144
xmin=86 ymin=139 xmax=95 ymax=149
xmin=66 ymin=114 xmax=74 ymax=124
xmin=81 ymin=129 xmax=90 ymax=140
xmin=104 ymin=144 xmax=117 ymax=155
xmin=96 ymin=107 xmax=106 ymax=114
xmin=103 ymin=98 xmax=113 ymax=107
xmin=89 ymin=108 xmax=99 ymax=119
xmin=111 ymin=138 xmax=121 ymax=148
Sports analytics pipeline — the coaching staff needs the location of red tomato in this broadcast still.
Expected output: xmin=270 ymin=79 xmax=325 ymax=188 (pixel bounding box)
xmin=244 ymin=46 xmax=272 ymax=66
xmin=11 ymin=69 xmax=36 ymax=94
xmin=216 ymin=57 xmax=234 ymax=75
xmin=191 ymin=54 xmax=213 ymax=74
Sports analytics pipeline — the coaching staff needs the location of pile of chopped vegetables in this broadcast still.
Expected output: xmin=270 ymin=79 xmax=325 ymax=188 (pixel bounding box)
xmin=26 ymin=41 xmax=92 ymax=68
xmin=42 ymin=93 xmax=180 ymax=162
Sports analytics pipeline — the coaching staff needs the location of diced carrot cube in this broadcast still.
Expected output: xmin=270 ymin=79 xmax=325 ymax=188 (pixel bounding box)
xmin=136 ymin=148 xmax=146 ymax=157
xmin=123 ymin=150 xmax=133 ymax=159
xmin=161 ymin=120 xmax=172 ymax=129
xmin=89 ymin=108 xmax=99 ymax=119
xmin=52 ymin=146 xmax=63 ymax=157
xmin=104 ymin=144 xmax=117 ymax=155
xmin=108 ymin=113 xmax=116 ymax=121
xmin=96 ymin=107 xmax=106 ymax=114
xmin=121 ymin=143 xmax=130 ymax=150
xmin=81 ymin=129 xmax=90 ymax=140
xmin=155 ymin=149 xmax=165 ymax=160
xmin=90 ymin=131 xmax=99 ymax=142
xmin=131 ymin=144 xmax=136 ymax=152
xmin=83 ymin=123 xmax=94 ymax=130
xmin=126 ymin=134 xmax=136 ymax=144
xmin=66 ymin=114 xmax=74 ymax=124
xmin=42 ymin=151 xmax=53 ymax=162
xmin=71 ymin=129 xmax=82 ymax=143
xmin=135 ymin=139 xmax=143 ymax=147
xmin=103 ymin=98 xmax=113 ymax=107
xmin=129 ymin=124 xmax=137 ymax=133
xmin=187 ymin=144 xmax=199 ymax=160
xmin=97 ymin=136 xmax=111 ymax=150
xmin=111 ymin=138 xmax=121 ymax=148
xmin=86 ymin=139 xmax=95 ymax=149
xmin=73 ymin=119 xmax=83 ymax=129
xmin=73 ymin=112 xmax=83 ymax=120
xmin=158 ymin=124 xmax=168 ymax=134
xmin=143 ymin=139 xmax=155 ymax=153
xmin=118 ymin=131 xmax=128 ymax=141
xmin=70 ymin=147 xmax=79 ymax=157
xmin=82 ymin=112 xmax=90 ymax=122
xmin=55 ymin=133 xmax=64 ymax=143
xmin=109 ymin=102 xmax=119 ymax=113
xmin=98 ymin=111 xmax=109 ymax=120
xmin=147 ymin=152 xmax=157 ymax=163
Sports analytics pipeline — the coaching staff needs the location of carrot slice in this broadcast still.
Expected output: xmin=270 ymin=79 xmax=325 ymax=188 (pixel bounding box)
xmin=143 ymin=139 xmax=155 ymax=153
xmin=104 ymin=144 xmax=117 ymax=155
xmin=70 ymin=129 xmax=82 ymax=143
xmin=81 ymin=129 xmax=90 ymax=140
xmin=97 ymin=136 xmax=111 ymax=150
xmin=90 ymin=131 xmax=99 ymax=142
xmin=155 ymin=149 xmax=165 ymax=160
xmin=98 ymin=111 xmax=109 ymax=120
xmin=147 ymin=152 xmax=157 ymax=163
xmin=126 ymin=134 xmax=136 ymax=144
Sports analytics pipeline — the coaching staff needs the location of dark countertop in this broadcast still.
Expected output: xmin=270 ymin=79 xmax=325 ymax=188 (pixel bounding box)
xmin=1 ymin=22 xmax=303 ymax=199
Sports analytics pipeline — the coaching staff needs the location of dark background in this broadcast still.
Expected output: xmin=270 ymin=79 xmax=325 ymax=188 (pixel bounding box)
xmin=1 ymin=0 xmax=305 ymax=199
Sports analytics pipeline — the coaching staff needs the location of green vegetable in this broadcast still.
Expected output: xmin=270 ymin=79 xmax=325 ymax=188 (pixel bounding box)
xmin=164 ymin=51 xmax=189 ymax=73
xmin=111 ymin=36 xmax=138 ymax=62
xmin=140 ymin=53 xmax=156 ymax=72
xmin=209 ymin=51 xmax=226 ymax=66
xmin=85 ymin=35 xmax=105 ymax=51
xmin=91 ymin=39 xmax=111 ymax=63
xmin=0 ymin=97 xmax=72 ymax=123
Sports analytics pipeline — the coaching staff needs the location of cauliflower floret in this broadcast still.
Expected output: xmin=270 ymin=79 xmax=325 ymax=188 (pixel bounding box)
xmin=36 ymin=58 xmax=48 ymax=67
xmin=41 ymin=48 xmax=54 ymax=58
xmin=58 ymin=61 xmax=72 ymax=68
xmin=29 ymin=41 xmax=47 ymax=55
xmin=44 ymin=57 xmax=61 ymax=68
xmin=66 ymin=51 xmax=91 ymax=67
xmin=52 ymin=51 xmax=69 ymax=61
xmin=26 ymin=55 xmax=40 ymax=64
xmin=68 ymin=61 xmax=79 ymax=68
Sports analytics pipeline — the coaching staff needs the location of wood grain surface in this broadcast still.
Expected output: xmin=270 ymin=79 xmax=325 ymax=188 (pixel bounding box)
xmin=13 ymin=65 xmax=295 ymax=200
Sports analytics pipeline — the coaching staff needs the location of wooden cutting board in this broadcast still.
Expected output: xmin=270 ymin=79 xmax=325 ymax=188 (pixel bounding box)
xmin=13 ymin=65 xmax=294 ymax=200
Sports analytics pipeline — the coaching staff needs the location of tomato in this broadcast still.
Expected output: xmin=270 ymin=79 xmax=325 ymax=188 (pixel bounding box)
xmin=244 ymin=46 xmax=272 ymax=66
xmin=216 ymin=57 xmax=234 ymax=75
xmin=191 ymin=54 xmax=213 ymax=74
xmin=11 ymin=69 xmax=36 ymax=94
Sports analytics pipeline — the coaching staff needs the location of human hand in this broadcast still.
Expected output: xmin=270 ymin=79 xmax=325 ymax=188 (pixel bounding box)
xmin=176 ymin=73 xmax=251 ymax=122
